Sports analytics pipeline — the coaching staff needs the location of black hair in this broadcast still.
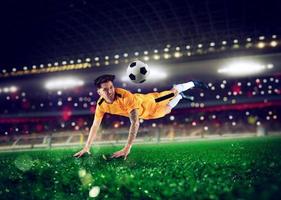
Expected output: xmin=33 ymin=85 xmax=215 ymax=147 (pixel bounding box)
xmin=94 ymin=74 xmax=115 ymax=88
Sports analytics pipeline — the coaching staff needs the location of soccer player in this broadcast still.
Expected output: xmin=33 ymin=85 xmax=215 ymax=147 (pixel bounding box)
xmin=73 ymin=74 xmax=207 ymax=159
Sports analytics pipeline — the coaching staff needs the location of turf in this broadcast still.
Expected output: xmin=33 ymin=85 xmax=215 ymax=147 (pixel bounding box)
xmin=0 ymin=136 xmax=281 ymax=200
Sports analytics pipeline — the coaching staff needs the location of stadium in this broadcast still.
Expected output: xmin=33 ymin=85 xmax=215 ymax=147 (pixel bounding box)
xmin=0 ymin=0 xmax=281 ymax=199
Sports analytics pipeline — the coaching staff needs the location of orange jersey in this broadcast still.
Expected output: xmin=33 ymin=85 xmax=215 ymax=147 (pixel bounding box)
xmin=95 ymin=88 xmax=175 ymax=120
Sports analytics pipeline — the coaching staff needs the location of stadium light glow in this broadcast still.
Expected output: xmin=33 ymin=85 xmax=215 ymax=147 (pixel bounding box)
xmin=153 ymin=54 xmax=160 ymax=60
xmin=270 ymin=41 xmax=278 ymax=47
xmin=45 ymin=77 xmax=84 ymax=90
xmin=174 ymin=52 xmax=182 ymax=58
xmin=10 ymin=86 xmax=18 ymax=93
xmin=163 ymin=53 xmax=171 ymax=59
xmin=143 ymin=56 xmax=150 ymax=61
xmin=246 ymin=38 xmax=252 ymax=42
xmin=257 ymin=42 xmax=265 ymax=48
xmin=218 ymin=61 xmax=266 ymax=76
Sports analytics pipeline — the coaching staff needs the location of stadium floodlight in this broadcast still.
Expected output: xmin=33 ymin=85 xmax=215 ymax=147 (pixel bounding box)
xmin=163 ymin=53 xmax=171 ymax=59
xmin=45 ymin=77 xmax=84 ymax=90
xmin=210 ymin=42 xmax=215 ymax=47
xmin=153 ymin=54 xmax=160 ymax=60
xmin=10 ymin=86 xmax=18 ymax=93
xmin=259 ymin=36 xmax=265 ymax=40
xmin=218 ymin=61 xmax=265 ymax=76
xmin=174 ymin=52 xmax=182 ymax=58
xmin=246 ymin=38 xmax=252 ymax=42
xmin=257 ymin=42 xmax=265 ymax=48
xmin=270 ymin=41 xmax=278 ymax=47
xmin=267 ymin=64 xmax=274 ymax=69
xmin=143 ymin=56 xmax=150 ymax=61
xmin=3 ymin=87 xmax=9 ymax=93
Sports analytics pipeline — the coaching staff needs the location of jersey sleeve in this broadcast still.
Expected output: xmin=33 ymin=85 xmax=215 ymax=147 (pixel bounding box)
xmin=94 ymin=104 xmax=105 ymax=120
xmin=123 ymin=90 xmax=139 ymax=113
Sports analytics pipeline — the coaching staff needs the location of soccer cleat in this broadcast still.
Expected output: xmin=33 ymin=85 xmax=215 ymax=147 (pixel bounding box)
xmin=193 ymin=80 xmax=208 ymax=90
xmin=179 ymin=92 xmax=194 ymax=102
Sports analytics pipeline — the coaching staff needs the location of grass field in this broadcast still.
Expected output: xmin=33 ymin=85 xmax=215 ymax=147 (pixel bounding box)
xmin=0 ymin=136 xmax=281 ymax=200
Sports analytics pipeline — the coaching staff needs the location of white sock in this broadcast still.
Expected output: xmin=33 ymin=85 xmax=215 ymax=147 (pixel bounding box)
xmin=168 ymin=94 xmax=182 ymax=109
xmin=173 ymin=81 xmax=195 ymax=93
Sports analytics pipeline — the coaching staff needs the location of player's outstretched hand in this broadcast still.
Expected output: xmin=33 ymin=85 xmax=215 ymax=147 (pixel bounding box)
xmin=111 ymin=146 xmax=131 ymax=160
xmin=73 ymin=147 xmax=91 ymax=158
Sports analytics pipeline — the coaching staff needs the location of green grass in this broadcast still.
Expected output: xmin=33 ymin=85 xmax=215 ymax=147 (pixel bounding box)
xmin=1 ymin=136 xmax=281 ymax=200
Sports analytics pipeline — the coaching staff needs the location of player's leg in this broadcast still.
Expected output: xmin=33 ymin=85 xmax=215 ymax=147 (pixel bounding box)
xmin=148 ymin=80 xmax=208 ymax=118
xmin=164 ymin=80 xmax=208 ymax=114
xmin=173 ymin=80 xmax=208 ymax=94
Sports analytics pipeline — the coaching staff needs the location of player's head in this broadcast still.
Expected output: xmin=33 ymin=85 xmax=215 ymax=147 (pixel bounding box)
xmin=95 ymin=74 xmax=116 ymax=103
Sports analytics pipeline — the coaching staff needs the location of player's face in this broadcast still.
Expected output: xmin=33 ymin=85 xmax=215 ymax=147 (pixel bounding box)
xmin=98 ymin=81 xmax=116 ymax=103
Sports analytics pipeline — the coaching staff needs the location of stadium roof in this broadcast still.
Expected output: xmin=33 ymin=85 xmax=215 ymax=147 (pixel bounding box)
xmin=0 ymin=0 xmax=280 ymax=67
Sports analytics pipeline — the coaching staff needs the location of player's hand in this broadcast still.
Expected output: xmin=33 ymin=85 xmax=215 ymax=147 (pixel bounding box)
xmin=73 ymin=146 xmax=91 ymax=158
xmin=111 ymin=146 xmax=131 ymax=160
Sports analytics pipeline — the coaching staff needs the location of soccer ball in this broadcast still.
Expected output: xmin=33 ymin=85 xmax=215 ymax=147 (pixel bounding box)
xmin=127 ymin=60 xmax=150 ymax=83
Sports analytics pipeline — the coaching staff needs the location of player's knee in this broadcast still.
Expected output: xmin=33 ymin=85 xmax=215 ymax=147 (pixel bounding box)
xmin=170 ymin=88 xmax=179 ymax=96
xmin=165 ymin=106 xmax=172 ymax=114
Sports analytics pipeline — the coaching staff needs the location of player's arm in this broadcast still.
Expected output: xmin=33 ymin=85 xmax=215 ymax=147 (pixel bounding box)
xmin=73 ymin=117 xmax=103 ymax=158
xmin=111 ymin=108 xmax=140 ymax=159
xmin=126 ymin=108 xmax=140 ymax=149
